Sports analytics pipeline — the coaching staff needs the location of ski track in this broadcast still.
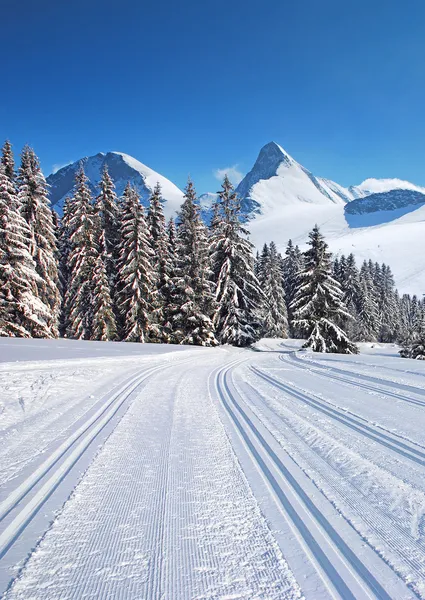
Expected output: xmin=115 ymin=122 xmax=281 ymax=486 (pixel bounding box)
xmin=238 ymin=368 xmax=425 ymax=597
xmin=283 ymin=352 xmax=425 ymax=406
xmin=4 ymin=352 xmax=301 ymax=600
xmin=215 ymin=361 xmax=416 ymax=600
xmin=3 ymin=342 xmax=425 ymax=599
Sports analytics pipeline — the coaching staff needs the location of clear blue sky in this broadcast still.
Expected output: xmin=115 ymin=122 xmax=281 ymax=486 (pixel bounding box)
xmin=2 ymin=0 xmax=425 ymax=193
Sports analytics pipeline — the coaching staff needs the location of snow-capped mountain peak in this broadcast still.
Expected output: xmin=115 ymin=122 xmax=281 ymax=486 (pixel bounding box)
xmin=235 ymin=141 xmax=348 ymax=216
xmin=47 ymin=152 xmax=184 ymax=219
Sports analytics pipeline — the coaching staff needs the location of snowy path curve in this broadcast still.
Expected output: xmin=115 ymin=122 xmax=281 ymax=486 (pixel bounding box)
xmin=215 ymin=360 xmax=416 ymax=599
xmin=283 ymin=352 xmax=425 ymax=407
xmin=252 ymin=365 xmax=425 ymax=469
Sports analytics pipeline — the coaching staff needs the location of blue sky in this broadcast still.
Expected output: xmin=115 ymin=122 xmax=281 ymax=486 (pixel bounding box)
xmin=2 ymin=0 xmax=425 ymax=193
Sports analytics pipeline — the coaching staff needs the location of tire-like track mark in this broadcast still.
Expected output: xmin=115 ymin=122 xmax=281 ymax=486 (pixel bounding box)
xmin=215 ymin=362 xmax=414 ymax=600
xmin=252 ymin=365 xmax=425 ymax=469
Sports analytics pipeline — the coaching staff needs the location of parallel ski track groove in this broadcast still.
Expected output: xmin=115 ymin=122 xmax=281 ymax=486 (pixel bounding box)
xmin=284 ymin=352 xmax=425 ymax=408
xmin=0 ymin=357 xmax=190 ymax=562
xmin=252 ymin=364 xmax=425 ymax=469
xmin=215 ymin=361 xmax=393 ymax=600
xmin=235 ymin=377 xmax=425 ymax=591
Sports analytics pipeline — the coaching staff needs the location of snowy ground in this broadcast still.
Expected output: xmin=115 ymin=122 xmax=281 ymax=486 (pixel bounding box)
xmin=1 ymin=339 xmax=425 ymax=598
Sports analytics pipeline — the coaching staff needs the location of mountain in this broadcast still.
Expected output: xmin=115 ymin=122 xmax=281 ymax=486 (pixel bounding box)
xmin=47 ymin=152 xmax=184 ymax=220
xmin=47 ymin=143 xmax=425 ymax=295
xmin=235 ymin=141 xmax=425 ymax=216
xmin=234 ymin=142 xmax=425 ymax=295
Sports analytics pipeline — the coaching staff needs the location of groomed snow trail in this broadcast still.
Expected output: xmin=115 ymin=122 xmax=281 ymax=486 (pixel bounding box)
xmin=4 ymin=349 xmax=301 ymax=600
xmin=2 ymin=339 xmax=425 ymax=599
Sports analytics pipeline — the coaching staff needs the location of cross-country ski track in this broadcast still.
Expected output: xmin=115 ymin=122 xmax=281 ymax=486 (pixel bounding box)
xmin=2 ymin=339 xmax=425 ymax=599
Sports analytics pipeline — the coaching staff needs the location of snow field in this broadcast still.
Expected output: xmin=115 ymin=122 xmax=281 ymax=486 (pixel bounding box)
xmin=4 ymin=350 xmax=302 ymax=600
xmin=3 ymin=340 xmax=425 ymax=598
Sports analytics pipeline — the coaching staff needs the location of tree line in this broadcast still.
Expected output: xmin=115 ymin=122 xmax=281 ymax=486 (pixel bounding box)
xmin=0 ymin=140 xmax=424 ymax=356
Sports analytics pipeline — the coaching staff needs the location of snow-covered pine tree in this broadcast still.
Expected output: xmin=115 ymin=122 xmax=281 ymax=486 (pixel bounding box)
xmin=291 ymin=225 xmax=357 ymax=354
xmin=1 ymin=140 xmax=15 ymax=181
xmin=147 ymin=183 xmax=174 ymax=342
xmin=17 ymin=146 xmax=60 ymax=337
xmin=335 ymin=253 xmax=362 ymax=339
xmin=116 ymin=183 xmax=154 ymax=343
xmin=400 ymin=306 xmax=425 ymax=360
xmin=210 ymin=176 xmax=263 ymax=346
xmin=257 ymin=243 xmax=270 ymax=287
xmin=357 ymin=260 xmax=380 ymax=341
xmin=167 ymin=217 xmax=177 ymax=254
xmin=282 ymin=239 xmax=304 ymax=336
xmin=261 ymin=241 xmax=288 ymax=338
xmin=0 ymin=165 xmax=48 ymax=337
xmin=94 ymin=166 xmax=120 ymax=291
xmin=65 ymin=168 xmax=98 ymax=340
xmin=377 ymin=263 xmax=399 ymax=342
xmin=91 ymin=228 xmax=117 ymax=341
xmin=57 ymin=198 xmax=73 ymax=336
xmin=167 ymin=178 xmax=217 ymax=346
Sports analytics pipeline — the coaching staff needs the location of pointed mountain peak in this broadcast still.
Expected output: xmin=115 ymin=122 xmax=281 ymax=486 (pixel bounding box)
xmin=255 ymin=141 xmax=294 ymax=167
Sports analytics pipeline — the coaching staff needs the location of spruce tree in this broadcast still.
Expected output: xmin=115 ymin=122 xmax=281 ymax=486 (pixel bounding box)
xmin=117 ymin=184 xmax=154 ymax=343
xmin=210 ymin=176 xmax=263 ymax=346
xmin=57 ymin=198 xmax=73 ymax=337
xmin=168 ymin=178 xmax=217 ymax=346
xmin=65 ymin=168 xmax=98 ymax=340
xmin=257 ymin=243 xmax=270 ymax=287
xmin=18 ymin=146 xmax=60 ymax=337
xmin=0 ymin=166 xmax=47 ymax=337
xmin=95 ymin=166 xmax=120 ymax=290
xmin=282 ymin=239 xmax=304 ymax=336
xmin=262 ymin=241 xmax=288 ymax=338
xmin=291 ymin=225 xmax=357 ymax=354
xmin=147 ymin=183 xmax=172 ymax=341
xmin=400 ymin=307 xmax=425 ymax=360
xmin=91 ymin=229 xmax=117 ymax=341
xmin=1 ymin=140 xmax=15 ymax=181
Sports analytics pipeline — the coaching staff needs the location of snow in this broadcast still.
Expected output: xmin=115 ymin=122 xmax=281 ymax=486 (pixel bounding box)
xmin=112 ymin=152 xmax=184 ymax=219
xmin=230 ymin=142 xmax=425 ymax=295
xmin=357 ymin=177 xmax=425 ymax=196
xmin=2 ymin=338 xmax=425 ymax=598
xmin=247 ymin=199 xmax=425 ymax=296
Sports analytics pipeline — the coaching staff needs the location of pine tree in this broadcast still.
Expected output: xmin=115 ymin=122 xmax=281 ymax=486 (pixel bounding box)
xmin=257 ymin=243 xmax=270 ymax=287
xmin=116 ymin=184 xmax=154 ymax=342
xmin=400 ymin=307 xmax=425 ymax=360
xmin=91 ymin=229 xmax=117 ymax=341
xmin=1 ymin=140 xmax=15 ymax=181
xmin=261 ymin=241 xmax=288 ymax=338
xmin=210 ymin=176 xmax=263 ymax=346
xmin=357 ymin=260 xmax=380 ymax=341
xmin=377 ymin=263 xmax=398 ymax=341
xmin=147 ymin=183 xmax=173 ymax=341
xmin=282 ymin=239 xmax=304 ymax=336
xmin=95 ymin=166 xmax=120 ymax=290
xmin=65 ymin=168 xmax=98 ymax=340
xmin=18 ymin=146 xmax=60 ymax=337
xmin=0 ymin=165 xmax=47 ymax=337
xmin=57 ymin=197 xmax=72 ymax=336
xmin=291 ymin=226 xmax=357 ymax=354
xmin=168 ymin=178 xmax=217 ymax=346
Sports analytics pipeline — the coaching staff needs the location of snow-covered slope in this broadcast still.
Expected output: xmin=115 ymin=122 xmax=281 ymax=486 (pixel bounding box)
xmin=235 ymin=142 xmax=349 ymax=216
xmin=47 ymin=152 xmax=184 ymax=220
xmin=233 ymin=142 xmax=425 ymax=295
xmin=3 ymin=339 xmax=425 ymax=599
